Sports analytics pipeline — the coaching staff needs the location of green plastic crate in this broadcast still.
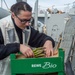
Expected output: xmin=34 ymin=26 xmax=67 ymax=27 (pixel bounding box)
xmin=10 ymin=48 xmax=64 ymax=75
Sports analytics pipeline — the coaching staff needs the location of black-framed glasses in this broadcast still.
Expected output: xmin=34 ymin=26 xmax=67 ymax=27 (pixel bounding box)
xmin=16 ymin=16 xmax=32 ymax=24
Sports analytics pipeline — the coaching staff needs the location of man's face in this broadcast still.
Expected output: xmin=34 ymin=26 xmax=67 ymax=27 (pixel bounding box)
xmin=12 ymin=10 xmax=32 ymax=29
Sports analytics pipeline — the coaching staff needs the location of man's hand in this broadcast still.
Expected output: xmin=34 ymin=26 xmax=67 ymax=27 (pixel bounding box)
xmin=20 ymin=44 xmax=34 ymax=58
xmin=43 ymin=40 xmax=54 ymax=57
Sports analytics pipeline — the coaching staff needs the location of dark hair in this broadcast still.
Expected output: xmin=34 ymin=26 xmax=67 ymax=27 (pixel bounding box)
xmin=10 ymin=2 xmax=32 ymax=15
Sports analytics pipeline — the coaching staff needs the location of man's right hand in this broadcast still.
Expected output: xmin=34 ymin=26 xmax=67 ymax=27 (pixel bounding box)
xmin=20 ymin=44 xmax=34 ymax=58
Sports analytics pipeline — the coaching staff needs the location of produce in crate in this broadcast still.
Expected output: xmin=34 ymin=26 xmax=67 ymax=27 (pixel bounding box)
xmin=16 ymin=47 xmax=58 ymax=59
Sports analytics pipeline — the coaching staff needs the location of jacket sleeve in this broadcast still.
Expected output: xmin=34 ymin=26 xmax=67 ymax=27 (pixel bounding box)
xmin=0 ymin=28 xmax=20 ymax=60
xmin=28 ymin=26 xmax=55 ymax=47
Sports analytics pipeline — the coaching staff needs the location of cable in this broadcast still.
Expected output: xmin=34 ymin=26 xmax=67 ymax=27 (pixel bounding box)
xmin=3 ymin=0 xmax=10 ymax=10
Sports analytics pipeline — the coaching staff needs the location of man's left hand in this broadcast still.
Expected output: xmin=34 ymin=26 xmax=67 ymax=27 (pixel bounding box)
xmin=43 ymin=40 xmax=54 ymax=57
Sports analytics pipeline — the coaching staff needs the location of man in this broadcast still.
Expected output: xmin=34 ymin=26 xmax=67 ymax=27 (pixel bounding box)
xmin=0 ymin=2 xmax=55 ymax=75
